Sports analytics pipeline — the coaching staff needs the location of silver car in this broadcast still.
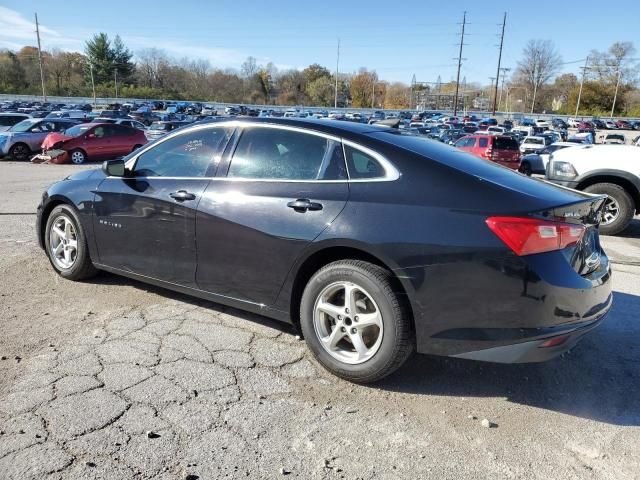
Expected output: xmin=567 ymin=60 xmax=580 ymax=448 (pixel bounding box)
xmin=0 ymin=119 xmax=80 ymax=160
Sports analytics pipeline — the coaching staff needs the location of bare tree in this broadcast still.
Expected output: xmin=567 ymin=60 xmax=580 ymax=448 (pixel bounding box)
xmin=515 ymin=39 xmax=562 ymax=112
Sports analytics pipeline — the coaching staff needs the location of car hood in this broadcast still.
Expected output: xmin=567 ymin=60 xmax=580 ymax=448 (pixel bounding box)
xmin=63 ymin=168 xmax=103 ymax=182
xmin=42 ymin=132 xmax=73 ymax=150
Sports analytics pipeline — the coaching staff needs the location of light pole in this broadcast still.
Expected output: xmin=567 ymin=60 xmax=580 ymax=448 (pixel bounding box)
xmin=89 ymin=62 xmax=97 ymax=106
xmin=611 ymin=69 xmax=622 ymax=118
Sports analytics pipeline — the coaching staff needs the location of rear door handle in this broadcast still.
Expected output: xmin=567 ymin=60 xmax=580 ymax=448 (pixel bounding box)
xmin=287 ymin=198 xmax=323 ymax=212
xmin=170 ymin=190 xmax=196 ymax=201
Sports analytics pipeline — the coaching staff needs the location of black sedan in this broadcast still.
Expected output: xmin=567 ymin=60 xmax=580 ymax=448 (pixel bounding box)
xmin=36 ymin=118 xmax=612 ymax=383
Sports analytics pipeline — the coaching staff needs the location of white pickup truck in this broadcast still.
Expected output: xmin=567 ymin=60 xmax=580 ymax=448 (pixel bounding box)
xmin=546 ymin=145 xmax=640 ymax=235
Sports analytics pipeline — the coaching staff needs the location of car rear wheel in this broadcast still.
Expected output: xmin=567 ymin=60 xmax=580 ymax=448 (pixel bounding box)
xmin=9 ymin=143 xmax=30 ymax=161
xmin=519 ymin=162 xmax=532 ymax=176
xmin=70 ymin=149 xmax=86 ymax=164
xmin=300 ymin=260 xmax=414 ymax=383
xmin=45 ymin=205 xmax=98 ymax=280
xmin=584 ymin=183 xmax=634 ymax=235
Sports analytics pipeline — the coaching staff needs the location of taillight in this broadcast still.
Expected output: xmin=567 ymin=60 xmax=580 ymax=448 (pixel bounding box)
xmin=485 ymin=216 xmax=586 ymax=256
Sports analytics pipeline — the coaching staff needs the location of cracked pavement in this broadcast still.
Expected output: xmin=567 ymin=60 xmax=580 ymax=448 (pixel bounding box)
xmin=1 ymin=162 xmax=639 ymax=479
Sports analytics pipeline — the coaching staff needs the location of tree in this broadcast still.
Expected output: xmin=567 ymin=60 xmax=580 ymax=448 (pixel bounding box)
xmin=85 ymin=33 xmax=115 ymax=84
xmin=241 ymin=56 xmax=258 ymax=79
xmin=306 ymin=76 xmax=334 ymax=106
xmin=0 ymin=50 xmax=27 ymax=93
xmin=384 ymin=82 xmax=410 ymax=109
xmin=302 ymin=63 xmax=331 ymax=86
xmin=515 ymin=39 xmax=562 ymax=112
xmin=350 ymin=69 xmax=377 ymax=108
xmin=112 ymin=35 xmax=134 ymax=83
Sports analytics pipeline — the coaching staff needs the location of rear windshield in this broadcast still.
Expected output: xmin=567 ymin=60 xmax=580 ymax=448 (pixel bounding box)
xmin=494 ymin=137 xmax=519 ymax=150
xmin=526 ymin=138 xmax=544 ymax=145
xmin=149 ymin=122 xmax=169 ymax=131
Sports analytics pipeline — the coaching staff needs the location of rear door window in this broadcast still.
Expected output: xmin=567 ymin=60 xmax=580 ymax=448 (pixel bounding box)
xmin=478 ymin=137 xmax=489 ymax=148
xmin=228 ymin=127 xmax=347 ymax=180
xmin=494 ymin=137 xmax=519 ymax=150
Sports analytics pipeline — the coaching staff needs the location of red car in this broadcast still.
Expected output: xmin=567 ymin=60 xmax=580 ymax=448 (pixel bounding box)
xmin=615 ymin=120 xmax=631 ymax=129
xmin=41 ymin=122 xmax=147 ymax=164
xmin=454 ymin=134 xmax=521 ymax=169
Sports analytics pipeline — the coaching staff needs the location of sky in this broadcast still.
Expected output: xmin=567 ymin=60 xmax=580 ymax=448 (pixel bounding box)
xmin=1 ymin=0 xmax=639 ymax=85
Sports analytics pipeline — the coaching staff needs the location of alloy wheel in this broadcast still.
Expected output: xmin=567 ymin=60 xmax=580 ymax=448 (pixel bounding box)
xmin=10 ymin=144 xmax=29 ymax=161
xmin=71 ymin=151 xmax=85 ymax=164
xmin=313 ymin=281 xmax=384 ymax=364
xmin=601 ymin=197 xmax=620 ymax=225
xmin=48 ymin=214 xmax=78 ymax=269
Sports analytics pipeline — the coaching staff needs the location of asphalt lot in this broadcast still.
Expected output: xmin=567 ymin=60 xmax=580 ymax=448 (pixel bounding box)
xmin=0 ymin=161 xmax=639 ymax=480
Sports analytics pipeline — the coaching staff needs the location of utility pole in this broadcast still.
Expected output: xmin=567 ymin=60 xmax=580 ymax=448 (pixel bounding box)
xmin=497 ymin=67 xmax=510 ymax=112
xmin=611 ymin=68 xmax=622 ymax=118
xmin=453 ymin=11 xmax=466 ymax=116
xmin=114 ymin=67 xmax=118 ymax=99
xmin=488 ymin=77 xmax=495 ymax=113
xmin=410 ymin=74 xmax=416 ymax=109
xmin=492 ymin=12 xmax=506 ymax=115
xmin=34 ymin=13 xmax=47 ymax=102
xmin=334 ymin=38 xmax=340 ymax=109
xmin=575 ymin=56 xmax=589 ymax=117
xmin=89 ymin=63 xmax=97 ymax=106
xmin=530 ymin=67 xmax=538 ymax=114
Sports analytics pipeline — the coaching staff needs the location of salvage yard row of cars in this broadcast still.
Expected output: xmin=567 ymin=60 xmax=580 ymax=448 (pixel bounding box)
xmin=2 ymin=100 xmax=639 ymax=235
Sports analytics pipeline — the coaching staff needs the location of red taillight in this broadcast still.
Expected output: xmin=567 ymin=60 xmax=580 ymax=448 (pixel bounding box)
xmin=485 ymin=216 xmax=586 ymax=256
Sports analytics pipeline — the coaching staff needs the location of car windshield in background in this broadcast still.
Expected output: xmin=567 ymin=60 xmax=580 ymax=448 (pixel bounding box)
xmin=9 ymin=119 xmax=37 ymax=132
xmin=150 ymin=122 xmax=168 ymax=131
xmin=528 ymin=138 xmax=544 ymax=145
xmin=65 ymin=125 xmax=91 ymax=137
xmin=494 ymin=137 xmax=519 ymax=150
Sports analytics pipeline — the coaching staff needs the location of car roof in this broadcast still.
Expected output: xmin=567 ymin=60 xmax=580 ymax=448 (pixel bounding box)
xmin=0 ymin=112 xmax=30 ymax=117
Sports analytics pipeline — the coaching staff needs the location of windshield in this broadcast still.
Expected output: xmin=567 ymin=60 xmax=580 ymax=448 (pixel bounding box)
xmin=526 ymin=138 xmax=544 ymax=145
xmin=65 ymin=125 xmax=91 ymax=137
xmin=149 ymin=122 xmax=168 ymax=131
xmin=9 ymin=120 xmax=38 ymax=132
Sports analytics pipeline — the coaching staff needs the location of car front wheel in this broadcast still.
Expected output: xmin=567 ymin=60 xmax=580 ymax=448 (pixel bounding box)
xmin=45 ymin=205 xmax=98 ymax=280
xmin=69 ymin=149 xmax=86 ymax=164
xmin=300 ymin=260 xmax=414 ymax=383
xmin=584 ymin=183 xmax=634 ymax=235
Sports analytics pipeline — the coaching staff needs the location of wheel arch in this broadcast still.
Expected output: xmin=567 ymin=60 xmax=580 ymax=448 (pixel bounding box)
xmin=576 ymin=171 xmax=640 ymax=213
xmin=287 ymin=244 xmax=415 ymax=332
xmin=39 ymin=195 xmax=76 ymax=249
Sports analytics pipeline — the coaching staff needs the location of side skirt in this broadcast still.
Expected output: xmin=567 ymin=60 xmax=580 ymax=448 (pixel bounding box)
xmin=93 ymin=263 xmax=291 ymax=323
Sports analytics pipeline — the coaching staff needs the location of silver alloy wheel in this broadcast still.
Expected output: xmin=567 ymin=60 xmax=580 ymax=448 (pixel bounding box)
xmin=70 ymin=150 xmax=85 ymax=164
xmin=313 ymin=281 xmax=384 ymax=365
xmin=601 ymin=197 xmax=620 ymax=225
xmin=48 ymin=214 xmax=78 ymax=270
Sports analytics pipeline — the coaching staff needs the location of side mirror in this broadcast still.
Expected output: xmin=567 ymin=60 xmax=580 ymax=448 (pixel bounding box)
xmin=102 ymin=159 xmax=125 ymax=177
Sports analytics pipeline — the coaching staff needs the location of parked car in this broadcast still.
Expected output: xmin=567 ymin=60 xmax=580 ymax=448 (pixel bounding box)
xmin=591 ymin=119 xmax=607 ymax=130
xmin=519 ymin=142 xmax=580 ymax=176
xmin=40 ymin=123 xmax=147 ymax=164
xmin=45 ymin=110 xmax=90 ymax=120
xmin=604 ymin=120 xmax=617 ymax=129
xmin=454 ymin=134 xmax=521 ymax=169
xmin=486 ymin=126 xmax=506 ymax=135
xmin=0 ymin=113 xmax=30 ymax=132
xmin=567 ymin=118 xmax=581 ymax=128
xmin=519 ymin=136 xmax=548 ymax=154
xmin=97 ymin=110 xmax=125 ymax=119
xmin=546 ymin=145 xmax=640 ymax=234
xmin=145 ymin=121 xmax=192 ymax=141
xmin=93 ymin=118 xmax=147 ymax=130
xmin=0 ymin=119 xmax=80 ymax=161
xmin=501 ymin=119 xmax=514 ymax=130
xmin=36 ymin=118 xmax=612 ymax=382
xmin=602 ymin=133 xmax=626 ymax=145
xmin=535 ymin=119 xmax=550 ymax=129
xmin=552 ymin=118 xmax=568 ymax=129
xmin=615 ymin=120 xmax=631 ymax=129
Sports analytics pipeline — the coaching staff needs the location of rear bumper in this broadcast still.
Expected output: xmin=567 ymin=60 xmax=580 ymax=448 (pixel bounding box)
xmin=450 ymin=303 xmax=609 ymax=363
xmin=406 ymin=250 xmax=613 ymax=363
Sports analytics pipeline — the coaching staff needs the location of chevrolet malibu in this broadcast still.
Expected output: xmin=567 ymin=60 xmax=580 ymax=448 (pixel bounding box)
xmin=36 ymin=118 xmax=612 ymax=383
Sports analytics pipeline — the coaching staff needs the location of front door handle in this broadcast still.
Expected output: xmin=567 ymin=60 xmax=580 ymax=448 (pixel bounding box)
xmin=170 ymin=190 xmax=196 ymax=201
xmin=287 ymin=198 xmax=323 ymax=212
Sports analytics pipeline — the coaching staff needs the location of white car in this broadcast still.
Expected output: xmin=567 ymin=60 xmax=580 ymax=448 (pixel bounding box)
xmin=520 ymin=136 xmax=548 ymax=154
xmin=546 ymin=145 xmax=640 ymax=234
xmin=604 ymin=120 xmax=618 ymax=129
xmin=567 ymin=118 xmax=581 ymax=128
xmin=535 ymin=119 xmax=550 ymax=129
xmin=487 ymin=126 xmax=506 ymax=135
xmin=519 ymin=142 xmax=580 ymax=176
xmin=602 ymin=133 xmax=626 ymax=145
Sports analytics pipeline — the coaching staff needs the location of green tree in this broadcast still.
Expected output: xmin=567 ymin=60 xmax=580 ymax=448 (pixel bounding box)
xmin=85 ymin=33 xmax=115 ymax=84
xmin=306 ymin=76 xmax=334 ymax=106
xmin=112 ymin=35 xmax=134 ymax=83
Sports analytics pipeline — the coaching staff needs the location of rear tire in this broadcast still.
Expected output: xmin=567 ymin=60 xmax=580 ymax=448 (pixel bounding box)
xmin=300 ymin=260 xmax=414 ymax=383
xmin=519 ymin=162 xmax=532 ymax=176
xmin=9 ymin=143 xmax=31 ymax=161
xmin=45 ymin=205 xmax=98 ymax=280
xmin=584 ymin=183 xmax=634 ymax=235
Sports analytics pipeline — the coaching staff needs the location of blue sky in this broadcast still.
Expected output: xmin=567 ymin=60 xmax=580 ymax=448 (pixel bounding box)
xmin=1 ymin=0 xmax=638 ymax=85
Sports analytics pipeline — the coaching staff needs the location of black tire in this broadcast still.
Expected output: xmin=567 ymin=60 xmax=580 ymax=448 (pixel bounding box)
xmin=520 ymin=162 xmax=532 ymax=176
xmin=131 ymin=144 xmax=143 ymax=153
xmin=69 ymin=149 xmax=87 ymax=164
xmin=299 ymin=260 xmax=414 ymax=383
xmin=584 ymin=183 xmax=635 ymax=236
xmin=9 ymin=143 xmax=31 ymax=161
xmin=45 ymin=205 xmax=98 ymax=280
